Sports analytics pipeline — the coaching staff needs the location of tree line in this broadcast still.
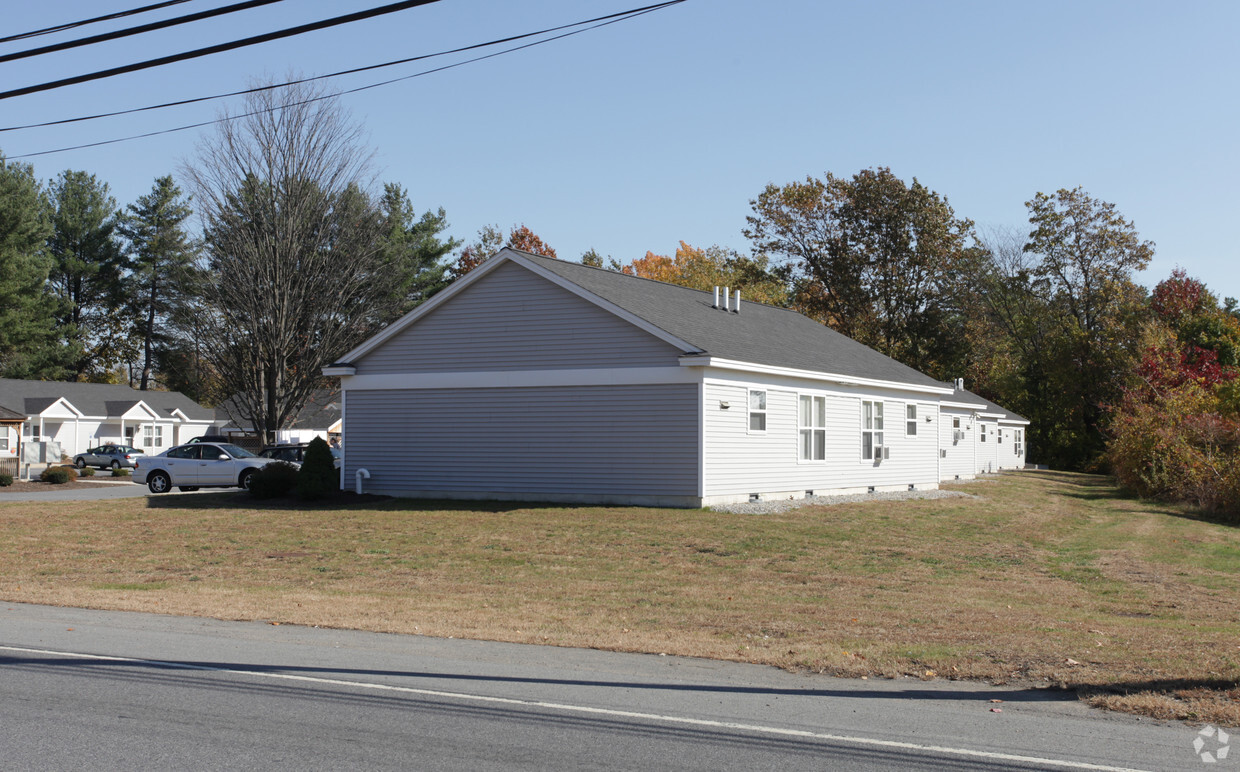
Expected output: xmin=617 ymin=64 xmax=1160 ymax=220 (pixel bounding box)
xmin=2 ymin=81 xmax=1236 ymax=514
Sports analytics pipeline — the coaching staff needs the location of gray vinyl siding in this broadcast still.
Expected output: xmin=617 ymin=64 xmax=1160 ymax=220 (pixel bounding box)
xmin=702 ymin=381 xmax=939 ymax=497
xmin=355 ymin=261 xmax=684 ymax=374
xmin=343 ymin=384 xmax=698 ymax=499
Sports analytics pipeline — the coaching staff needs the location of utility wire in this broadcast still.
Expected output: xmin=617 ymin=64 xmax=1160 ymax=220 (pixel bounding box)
xmin=0 ymin=0 xmax=194 ymax=45
xmin=8 ymin=2 xmax=684 ymax=160
xmin=0 ymin=0 xmax=443 ymax=101
xmin=0 ymin=0 xmax=288 ymax=64
xmin=0 ymin=1 xmax=682 ymax=134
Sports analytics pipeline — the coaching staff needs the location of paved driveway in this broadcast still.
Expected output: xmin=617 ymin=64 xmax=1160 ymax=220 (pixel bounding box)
xmin=0 ymin=479 xmax=231 ymax=502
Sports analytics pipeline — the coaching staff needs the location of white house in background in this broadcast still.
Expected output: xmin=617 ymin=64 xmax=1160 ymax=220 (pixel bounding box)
xmin=323 ymin=248 xmax=1029 ymax=507
xmin=212 ymin=389 xmax=342 ymax=446
xmin=938 ymin=381 xmax=1030 ymax=478
xmin=0 ymin=379 xmax=216 ymax=458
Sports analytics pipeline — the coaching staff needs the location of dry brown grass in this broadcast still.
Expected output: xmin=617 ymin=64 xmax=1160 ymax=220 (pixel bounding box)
xmin=2 ymin=470 xmax=1238 ymax=726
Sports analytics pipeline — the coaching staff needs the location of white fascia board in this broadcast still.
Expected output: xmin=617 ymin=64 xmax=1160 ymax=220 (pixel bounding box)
xmin=340 ymin=367 xmax=697 ymax=392
xmin=170 ymin=408 xmax=191 ymax=422
xmin=121 ymin=401 xmax=160 ymax=420
xmin=325 ymin=250 xmax=519 ymax=367
xmin=507 ymin=252 xmax=702 ymax=354
xmin=681 ymin=356 xmax=954 ymax=396
xmin=978 ymin=411 xmax=1006 ymax=419
xmin=322 ymin=365 xmax=357 ymax=376
xmin=940 ymin=399 xmax=988 ymax=410
xmin=38 ymin=397 xmax=84 ymax=418
xmin=998 ymin=417 xmax=1031 ymax=426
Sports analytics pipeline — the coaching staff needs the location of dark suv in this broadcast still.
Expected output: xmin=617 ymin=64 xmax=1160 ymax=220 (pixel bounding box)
xmin=258 ymin=443 xmax=341 ymax=469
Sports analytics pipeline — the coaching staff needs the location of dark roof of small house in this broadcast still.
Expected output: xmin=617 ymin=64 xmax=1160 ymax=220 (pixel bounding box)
xmin=0 ymin=404 xmax=25 ymax=422
xmin=957 ymin=387 xmax=1029 ymax=423
xmin=0 ymin=378 xmax=214 ymax=421
xmin=215 ymin=389 xmax=341 ymax=429
xmin=513 ymin=250 xmax=946 ymax=390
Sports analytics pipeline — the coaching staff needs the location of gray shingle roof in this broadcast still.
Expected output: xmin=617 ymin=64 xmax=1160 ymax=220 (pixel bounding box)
xmin=513 ymin=250 xmax=947 ymax=390
xmin=957 ymin=386 xmax=1029 ymax=423
xmin=215 ymin=389 xmax=341 ymax=429
xmin=0 ymin=379 xmax=214 ymax=421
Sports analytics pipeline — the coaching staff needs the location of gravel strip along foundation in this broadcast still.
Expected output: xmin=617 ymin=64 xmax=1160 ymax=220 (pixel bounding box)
xmin=711 ymin=487 xmax=979 ymax=515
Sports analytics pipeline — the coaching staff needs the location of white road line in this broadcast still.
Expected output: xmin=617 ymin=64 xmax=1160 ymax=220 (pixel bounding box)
xmin=1 ymin=644 xmax=1149 ymax=772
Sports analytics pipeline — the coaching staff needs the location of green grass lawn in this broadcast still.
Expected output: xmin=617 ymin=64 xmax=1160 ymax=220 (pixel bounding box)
xmin=1 ymin=470 xmax=1237 ymax=724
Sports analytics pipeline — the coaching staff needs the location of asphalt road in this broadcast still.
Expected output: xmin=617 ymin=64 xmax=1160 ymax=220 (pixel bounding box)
xmin=0 ymin=603 xmax=1207 ymax=771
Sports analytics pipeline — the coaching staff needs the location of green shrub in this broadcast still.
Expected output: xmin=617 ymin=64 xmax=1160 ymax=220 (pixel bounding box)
xmin=0 ymin=473 xmax=12 ymax=487
xmin=40 ymin=466 xmax=78 ymax=485
xmin=80 ymin=466 xmax=96 ymax=477
xmin=111 ymin=468 xmax=130 ymax=478
xmin=295 ymin=437 xmax=338 ymax=501
xmin=249 ymin=461 xmax=299 ymax=499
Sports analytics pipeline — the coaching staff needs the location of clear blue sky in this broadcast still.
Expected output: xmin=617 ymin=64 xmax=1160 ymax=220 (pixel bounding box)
xmin=4 ymin=0 xmax=1237 ymax=296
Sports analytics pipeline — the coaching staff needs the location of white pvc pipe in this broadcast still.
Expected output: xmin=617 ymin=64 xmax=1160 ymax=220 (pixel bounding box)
xmin=355 ymin=468 xmax=371 ymax=495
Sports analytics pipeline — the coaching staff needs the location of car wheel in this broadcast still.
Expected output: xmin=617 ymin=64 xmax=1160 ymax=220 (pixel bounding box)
xmin=111 ymin=460 xmax=121 ymax=470
xmin=147 ymin=471 xmax=171 ymax=494
xmin=238 ymin=469 xmax=257 ymax=491
xmin=75 ymin=457 xmax=86 ymax=468
xmin=178 ymin=486 xmax=199 ymax=492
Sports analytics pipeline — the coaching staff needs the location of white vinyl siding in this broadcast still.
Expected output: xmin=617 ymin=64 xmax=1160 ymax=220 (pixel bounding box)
xmin=938 ymin=408 xmax=975 ymax=481
xmin=703 ymin=381 xmax=939 ymax=498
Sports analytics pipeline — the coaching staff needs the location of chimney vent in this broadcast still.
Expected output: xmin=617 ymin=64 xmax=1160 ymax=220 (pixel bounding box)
xmin=722 ymin=286 xmax=730 ymax=312
xmin=733 ymin=289 xmax=740 ymax=313
xmin=713 ymin=286 xmax=719 ymax=309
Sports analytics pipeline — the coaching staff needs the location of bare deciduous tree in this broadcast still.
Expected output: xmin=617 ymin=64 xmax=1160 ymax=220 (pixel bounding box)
xmin=184 ymin=80 xmax=393 ymax=443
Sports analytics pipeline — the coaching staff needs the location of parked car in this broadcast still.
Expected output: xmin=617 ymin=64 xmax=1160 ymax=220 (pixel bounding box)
xmin=133 ymin=442 xmax=281 ymax=494
xmin=73 ymin=444 xmax=146 ymax=470
xmin=187 ymin=434 xmax=231 ymax=444
xmin=259 ymin=443 xmax=341 ymax=470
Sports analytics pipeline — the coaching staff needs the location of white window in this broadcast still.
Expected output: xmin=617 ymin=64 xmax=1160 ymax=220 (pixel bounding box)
xmin=0 ymin=437 xmax=7 ymax=451
xmin=998 ymin=429 xmax=1004 ymax=444
xmin=143 ymin=424 xmax=164 ymax=448
xmin=980 ymin=424 xmax=987 ymax=442
xmin=1014 ymin=430 xmax=1024 ymax=456
xmin=862 ymin=400 xmax=884 ymax=460
xmin=906 ymin=404 xmax=917 ymax=436
xmin=748 ymin=390 xmax=767 ymax=433
xmin=799 ymin=394 xmax=826 ymax=461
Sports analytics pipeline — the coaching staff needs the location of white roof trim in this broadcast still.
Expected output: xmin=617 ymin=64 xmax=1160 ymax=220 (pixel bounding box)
xmin=682 ymin=356 xmax=955 ymax=395
xmin=118 ymin=400 xmax=160 ymax=420
xmin=36 ymin=397 xmax=84 ymax=418
xmin=323 ymin=365 xmax=357 ymax=376
xmin=940 ymin=399 xmax=989 ymax=410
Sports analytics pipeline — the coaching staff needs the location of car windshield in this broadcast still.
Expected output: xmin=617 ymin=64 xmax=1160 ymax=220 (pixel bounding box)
xmin=218 ymin=443 xmax=257 ymax=459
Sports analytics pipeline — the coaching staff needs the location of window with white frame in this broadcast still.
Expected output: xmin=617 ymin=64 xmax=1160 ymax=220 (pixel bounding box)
xmin=980 ymin=424 xmax=987 ymax=442
xmin=862 ymin=400 xmax=884 ymax=460
xmin=143 ymin=424 xmax=164 ymax=448
xmin=906 ymin=404 xmax=917 ymax=436
xmin=748 ymin=390 xmax=767 ymax=432
xmin=1014 ymin=429 xmax=1024 ymax=455
xmin=0 ymin=437 xmax=8 ymax=451
xmin=799 ymin=394 xmax=826 ymax=461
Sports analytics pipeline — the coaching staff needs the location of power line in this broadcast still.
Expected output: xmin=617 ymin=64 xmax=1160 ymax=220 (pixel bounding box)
xmin=8 ymin=2 xmax=685 ymax=160
xmin=0 ymin=0 xmax=444 ymax=102
xmin=0 ymin=2 xmax=682 ymax=134
xmin=0 ymin=0 xmax=288 ymax=64
xmin=0 ymin=1 xmax=195 ymax=45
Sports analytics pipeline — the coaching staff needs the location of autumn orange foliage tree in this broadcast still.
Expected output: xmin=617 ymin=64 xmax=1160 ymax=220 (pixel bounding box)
xmin=449 ymin=223 xmax=558 ymax=279
xmin=620 ymin=241 xmax=788 ymax=307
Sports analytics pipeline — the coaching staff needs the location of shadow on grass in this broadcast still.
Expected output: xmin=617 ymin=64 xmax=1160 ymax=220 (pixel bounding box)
xmin=143 ymin=490 xmax=583 ymax=515
xmin=1075 ymin=677 xmax=1240 ymax=698
xmin=1031 ymin=469 xmax=1240 ymax=528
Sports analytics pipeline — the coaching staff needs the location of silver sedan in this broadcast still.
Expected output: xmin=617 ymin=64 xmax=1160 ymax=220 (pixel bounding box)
xmin=133 ymin=443 xmax=280 ymax=494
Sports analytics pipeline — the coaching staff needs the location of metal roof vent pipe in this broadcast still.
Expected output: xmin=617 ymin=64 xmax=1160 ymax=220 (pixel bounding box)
xmin=733 ymin=289 xmax=740 ymax=314
xmin=713 ymin=286 xmax=720 ymax=309
xmin=723 ymin=286 xmax=730 ymax=312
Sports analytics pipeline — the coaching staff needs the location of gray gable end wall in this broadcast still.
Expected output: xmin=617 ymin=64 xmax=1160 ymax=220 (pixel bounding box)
xmin=354 ymin=260 xmax=686 ymax=375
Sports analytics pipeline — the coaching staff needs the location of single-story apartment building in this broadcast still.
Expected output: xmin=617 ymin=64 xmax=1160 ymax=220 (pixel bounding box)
xmin=0 ymin=378 xmax=215 ymax=460
xmin=324 ymin=248 xmax=1028 ymax=507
